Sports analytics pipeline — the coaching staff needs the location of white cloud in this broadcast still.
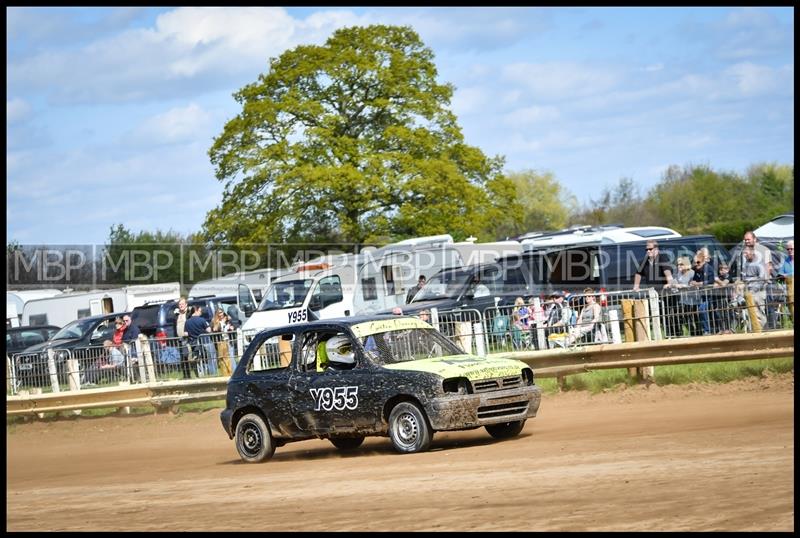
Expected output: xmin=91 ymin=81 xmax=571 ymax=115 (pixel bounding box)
xmin=502 ymin=105 xmax=560 ymax=127
xmin=451 ymin=87 xmax=489 ymax=117
xmin=723 ymin=62 xmax=793 ymax=97
xmin=7 ymin=98 xmax=32 ymax=124
xmin=125 ymin=103 xmax=214 ymax=146
xmin=8 ymin=7 xmax=368 ymax=105
xmin=502 ymin=62 xmax=620 ymax=100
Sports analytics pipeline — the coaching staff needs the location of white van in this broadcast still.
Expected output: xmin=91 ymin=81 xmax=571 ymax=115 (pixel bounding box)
xmin=21 ymin=282 xmax=181 ymax=328
xmin=240 ymin=235 xmax=469 ymax=335
xmin=241 ymin=254 xmax=363 ymax=335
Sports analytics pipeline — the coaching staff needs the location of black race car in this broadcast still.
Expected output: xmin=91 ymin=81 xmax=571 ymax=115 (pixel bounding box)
xmin=221 ymin=315 xmax=542 ymax=463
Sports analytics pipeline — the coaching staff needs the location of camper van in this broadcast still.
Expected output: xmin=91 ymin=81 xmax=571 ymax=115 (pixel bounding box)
xmin=519 ymin=225 xmax=681 ymax=251
xmin=6 ymin=289 xmax=63 ymax=328
xmin=21 ymin=282 xmax=181 ymax=328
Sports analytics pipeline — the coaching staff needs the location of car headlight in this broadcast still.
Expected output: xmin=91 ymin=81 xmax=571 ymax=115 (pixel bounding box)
xmin=522 ymin=368 xmax=535 ymax=386
xmin=442 ymin=377 xmax=471 ymax=395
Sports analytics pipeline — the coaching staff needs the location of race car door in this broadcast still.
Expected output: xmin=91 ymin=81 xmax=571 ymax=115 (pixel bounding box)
xmin=287 ymin=328 xmax=376 ymax=435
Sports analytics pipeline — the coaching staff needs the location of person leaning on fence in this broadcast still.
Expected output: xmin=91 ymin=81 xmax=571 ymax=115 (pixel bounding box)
xmin=690 ymin=250 xmax=716 ymax=335
xmin=633 ymin=239 xmax=674 ymax=292
xmin=211 ymin=308 xmax=233 ymax=376
xmin=565 ymin=288 xmax=602 ymax=346
xmin=185 ymin=306 xmax=218 ymax=377
xmin=664 ymin=256 xmax=697 ymax=336
xmin=417 ymin=309 xmax=432 ymax=325
xmin=174 ymin=297 xmax=195 ymax=379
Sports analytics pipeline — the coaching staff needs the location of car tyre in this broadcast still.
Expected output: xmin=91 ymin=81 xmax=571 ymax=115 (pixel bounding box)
xmin=388 ymin=401 xmax=432 ymax=454
xmin=329 ymin=436 xmax=365 ymax=451
xmin=235 ymin=413 xmax=276 ymax=463
xmin=485 ymin=420 xmax=526 ymax=439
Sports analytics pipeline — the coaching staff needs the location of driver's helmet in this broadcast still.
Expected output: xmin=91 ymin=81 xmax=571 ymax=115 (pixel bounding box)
xmin=326 ymin=335 xmax=354 ymax=365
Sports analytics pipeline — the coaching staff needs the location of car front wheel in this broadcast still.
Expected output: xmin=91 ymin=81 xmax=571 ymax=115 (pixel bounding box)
xmin=485 ymin=420 xmax=526 ymax=439
xmin=235 ymin=413 xmax=276 ymax=463
xmin=388 ymin=402 xmax=432 ymax=454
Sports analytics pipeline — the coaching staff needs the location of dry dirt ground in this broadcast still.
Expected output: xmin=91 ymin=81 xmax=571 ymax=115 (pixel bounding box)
xmin=6 ymin=373 xmax=794 ymax=532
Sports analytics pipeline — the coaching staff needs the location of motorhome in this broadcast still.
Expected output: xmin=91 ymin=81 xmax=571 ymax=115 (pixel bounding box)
xmin=518 ymin=225 xmax=681 ymax=251
xmin=452 ymin=238 xmax=523 ymax=266
xmin=21 ymin=282 xmax=181 ymax=328
xmin=6 ymin=289 xmax=63 ymax=328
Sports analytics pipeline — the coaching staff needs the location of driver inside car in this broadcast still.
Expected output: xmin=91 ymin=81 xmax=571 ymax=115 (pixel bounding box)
xmin=325 ymin=334 xmax=355 ymax=371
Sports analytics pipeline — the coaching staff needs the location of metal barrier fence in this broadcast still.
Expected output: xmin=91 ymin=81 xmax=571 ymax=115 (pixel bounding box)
xmin=7 ymin=332 xmax=246 ymax=396
xmin=6 ymin=276 xmax=794 ymax=397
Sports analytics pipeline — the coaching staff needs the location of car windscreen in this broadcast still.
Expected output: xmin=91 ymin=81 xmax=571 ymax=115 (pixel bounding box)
xmin=411 ymin=269 xmax=473 ymax=302
xmin=359 ymin=327 xmax=463 ymax=365
xmin=51 ymin=317 xmax=98 ymax=340
xmin=258 ymin=279 xmax=314 ymax=311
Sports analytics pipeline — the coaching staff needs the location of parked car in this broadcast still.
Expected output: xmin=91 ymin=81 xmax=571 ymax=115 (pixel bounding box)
xmin=13 ymin=313 xmax=129 ymax=387
xmin=130 ymin=295 xmax=244 ymax=339
xmin=6 ymin=325 xmax=60 ymax=356
xmin=220 ymin=314 xmax=542 ymax=463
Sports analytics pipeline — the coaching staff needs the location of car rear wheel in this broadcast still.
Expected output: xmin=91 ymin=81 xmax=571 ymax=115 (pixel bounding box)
xmin=485 ymin=419 xmax=526 ymax=439
xmin=329 ymin=436 xmax=365 ymax=451
xmin=388 ymin=402 xmax=432 ymax=454
xmin=235 ymin=413 xmax=276 ymax=463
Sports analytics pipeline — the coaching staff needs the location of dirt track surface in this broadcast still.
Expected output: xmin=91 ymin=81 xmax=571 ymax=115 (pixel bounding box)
xmin=6 ymin=373 xmax=794 ymax=532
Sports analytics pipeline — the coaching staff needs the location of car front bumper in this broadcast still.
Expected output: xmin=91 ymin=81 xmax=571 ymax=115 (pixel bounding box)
xmin=426 ymin=385 xmax=541 ymax=431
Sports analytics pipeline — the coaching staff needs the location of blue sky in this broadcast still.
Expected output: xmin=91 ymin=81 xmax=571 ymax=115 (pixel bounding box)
xmin=6 ymin=7 xmax=794 ymax=245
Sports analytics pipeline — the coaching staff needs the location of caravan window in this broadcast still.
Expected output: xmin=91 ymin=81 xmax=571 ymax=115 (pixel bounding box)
xmin=382 ymin=266 xmax=395 ymax=295
xmin=361 ymin=277 xmax=378 ymax=301
xmin=28 ymin=314 xmax=48 ymax=327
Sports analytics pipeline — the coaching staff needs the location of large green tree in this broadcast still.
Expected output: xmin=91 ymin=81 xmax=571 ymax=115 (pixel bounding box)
xmin=205 ymin=24 xmax=517 ymax=246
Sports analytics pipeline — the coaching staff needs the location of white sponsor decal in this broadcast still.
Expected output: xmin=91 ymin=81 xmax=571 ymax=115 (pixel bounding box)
xmin=309 ymin=386 xmax=359 ymax=411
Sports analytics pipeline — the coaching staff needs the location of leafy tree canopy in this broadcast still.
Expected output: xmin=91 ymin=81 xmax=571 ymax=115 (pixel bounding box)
xmin=204 ymin=24 xmax=516 ymax=245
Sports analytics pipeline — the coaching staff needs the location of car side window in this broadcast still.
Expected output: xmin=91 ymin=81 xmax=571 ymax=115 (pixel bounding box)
xmin=298 ymin=330 xmax=356 ymax=373
xmin=247 ymin=332 xmax=294 ymax=373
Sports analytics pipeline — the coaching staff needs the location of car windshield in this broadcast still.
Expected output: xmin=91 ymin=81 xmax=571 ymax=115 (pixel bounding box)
xmin=51 ymin=318 xmax=98 ymax=340
xmin=411 ymin=269 xmax=473 ymax=302
xmin=359 ymin=327 xmax=464 ymax=365
xmin=258 ymin=279 xmax=314 ymax=311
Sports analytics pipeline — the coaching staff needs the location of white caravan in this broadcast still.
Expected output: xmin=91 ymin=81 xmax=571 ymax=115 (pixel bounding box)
xmin=21 ymin=282 xmax=181 ymax=328
xmin=352 ymin=234 xmax=464 ymax=314
xmin=6 ymin=289 xmax=63 ymax=328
